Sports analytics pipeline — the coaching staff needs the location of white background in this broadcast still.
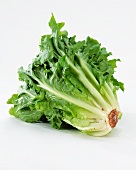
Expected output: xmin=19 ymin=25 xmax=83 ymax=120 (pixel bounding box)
xmin=0 ymin=0 xmax=136 ymax=169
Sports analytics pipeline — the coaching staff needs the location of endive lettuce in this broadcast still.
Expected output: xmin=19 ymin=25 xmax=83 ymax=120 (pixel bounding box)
xmin=7 ymin=14 xmax=124 ymax=136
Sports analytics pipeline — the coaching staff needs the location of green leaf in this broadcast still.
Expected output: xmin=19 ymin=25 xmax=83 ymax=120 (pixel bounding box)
xmin=7 ymin=94 xmax=18 ymax=104
xmin=13 ymin=108 xmax=44 ymax=123
xmin=48 ymin=13 xmax=58 ymax=33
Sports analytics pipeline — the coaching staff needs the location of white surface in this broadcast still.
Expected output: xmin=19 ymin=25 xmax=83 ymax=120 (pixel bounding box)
xmin=1 ymin=0 xmax=136 ymax=169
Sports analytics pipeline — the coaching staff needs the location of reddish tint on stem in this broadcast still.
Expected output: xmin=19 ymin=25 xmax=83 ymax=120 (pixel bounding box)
xmin=108 ymin=109 xmax=119 ymax=128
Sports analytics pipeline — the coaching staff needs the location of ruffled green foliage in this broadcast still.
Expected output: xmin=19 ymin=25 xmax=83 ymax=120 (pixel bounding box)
xmin=7 ymin=14 xmax=124 ymax=136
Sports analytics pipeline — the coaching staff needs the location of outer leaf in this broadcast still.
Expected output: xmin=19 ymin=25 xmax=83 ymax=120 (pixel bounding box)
xmin=10 ymin=107 xmax=44 ymax=123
